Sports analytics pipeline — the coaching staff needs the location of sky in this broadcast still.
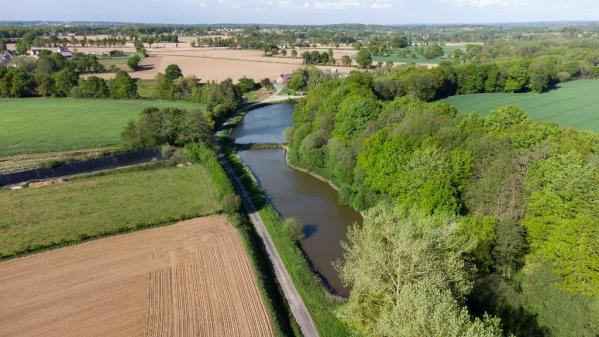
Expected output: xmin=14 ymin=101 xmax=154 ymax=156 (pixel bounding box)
xmin=4 ymin=0 xmax=599 ymax=25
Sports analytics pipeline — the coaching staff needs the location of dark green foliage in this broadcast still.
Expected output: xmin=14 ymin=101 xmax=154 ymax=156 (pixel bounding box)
xmin=333 ymin=96 xmax=380 ymax=143
xmin=424 ymin=44 xmax=444 ymax=59
xmin=390 ymin=36 xmax=410 ymax=48
xmin=355 ymin=48 xmax=372 ymax=68
xmin=154 ymin=65 xmax=197 ymax=100
xmin=127 ymin=54 xmax=141 ymax=70
xmin=237 ymin=76 xmax=257 ymax=93
xmin=154 ymin=65 xmax=198 ymax=100
xmin=190 ymin=78 xmax=243 ymax=128
xmin=358 ymin=130 xmax=472 ymax=215
xmin=300 ymin=50 xmax=333 ymax=65
xmin=485 ymin=105 xmax=529 ymax=132
xmin=287 ymin=69 xmax=599 ymax=337
xmin=288 ymin=72 xmax=306 ymax=91
xmin=164 ymin=64 xmax=183 ymax=82
xmin=51 ymin=68 xmax=77 ymax=97
xmin=122 ymin=107 xmax=210 ymax=149
xmin=109 ymin=70 xmax=137 ymax=99
xmin=0 ymin=66 xmax=35 ymax=97
xmin=71 ymin=54 xmax=104 ymax=73
xmin=72 ymin=76 xmax=109 ymax=98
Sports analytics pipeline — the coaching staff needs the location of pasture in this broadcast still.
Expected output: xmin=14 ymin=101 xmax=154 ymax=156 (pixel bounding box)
xmin=0 ymin=163 xmax=220 ymax=257
xmin=0 ymin=98 xmax=203 ymax=157
xmin=441 ymin=79 xmax=599 ymax=132
xmin=0 ymin=216 xmax=274 ymax=337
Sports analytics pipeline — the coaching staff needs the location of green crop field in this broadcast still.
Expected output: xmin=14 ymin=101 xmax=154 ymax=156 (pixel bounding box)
xmin=441 ymin=79 xmax=599 ymax=132
xmin=0 ymin=98 xmax=204 ymax=157
xmin=0 ymin=163 xmax=221 ymax=258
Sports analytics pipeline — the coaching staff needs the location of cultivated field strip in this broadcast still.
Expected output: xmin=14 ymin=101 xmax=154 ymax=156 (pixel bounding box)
xmin=0 ymin=216 xmax=274 ymax=337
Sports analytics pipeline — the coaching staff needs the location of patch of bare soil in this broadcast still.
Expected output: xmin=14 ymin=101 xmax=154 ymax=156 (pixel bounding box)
xmin=0 ymin=216 xmax=274 ymax=337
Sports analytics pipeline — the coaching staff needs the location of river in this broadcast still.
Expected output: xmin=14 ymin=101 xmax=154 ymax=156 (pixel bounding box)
xmin=233 ymin=103 xmax=362 ymax=297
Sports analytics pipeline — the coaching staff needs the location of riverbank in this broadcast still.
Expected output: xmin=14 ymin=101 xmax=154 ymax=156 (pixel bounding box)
xmin=222 ymin=143 xmax=350 ymax=337
xmin=219 ymin=103 xmax=351 ymax=336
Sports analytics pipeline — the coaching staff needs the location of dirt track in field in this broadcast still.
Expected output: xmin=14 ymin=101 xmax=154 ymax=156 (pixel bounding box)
xmin=0 ymin=216 xmax=274 ymax=337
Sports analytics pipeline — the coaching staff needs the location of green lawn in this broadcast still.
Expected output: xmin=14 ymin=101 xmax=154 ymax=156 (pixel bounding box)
xmin=441 ymin=79 xmax=599 ymax=132
xmin=0 ymin=163 xmax=221 ymax=258
xmin=0 ymin=98 xmax=204 ymax=157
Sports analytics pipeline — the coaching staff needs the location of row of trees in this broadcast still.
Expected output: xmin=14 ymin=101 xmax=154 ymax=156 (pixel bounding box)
xmin=286 ymin=70 xmax=599 ymax=337
xmin=369 ymin=54 xmax=599 ymax=104
xmin=151 ymin=64 xmax=244 ymax=128
xmin=122 ymin=107 xmax=209 ymax=149
xmin=301 ymin=49 xmax=335 ymax=65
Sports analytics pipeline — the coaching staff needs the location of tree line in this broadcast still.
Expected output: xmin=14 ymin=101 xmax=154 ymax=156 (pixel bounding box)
xmin=286 ymin=70 xmax=599 ymax=337
xmin=0 ymin=50 xmax=139 ymax=98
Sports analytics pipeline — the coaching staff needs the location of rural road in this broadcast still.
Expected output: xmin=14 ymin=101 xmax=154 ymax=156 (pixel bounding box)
xmin=261 ymin=83 xmax=304 ymax=103
xmin=217 ymin=151 xmax=320 ymax=337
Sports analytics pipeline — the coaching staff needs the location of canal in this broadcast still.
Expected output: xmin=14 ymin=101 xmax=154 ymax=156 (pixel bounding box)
xmin=233 ymin=103 xmax=362 ymax=296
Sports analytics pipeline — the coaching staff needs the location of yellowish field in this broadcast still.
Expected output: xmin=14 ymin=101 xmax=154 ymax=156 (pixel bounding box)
xmin=0 ymin=216 xmax=274 ymax=337
xmin=79 ymin=47 xmax=353 ymax=81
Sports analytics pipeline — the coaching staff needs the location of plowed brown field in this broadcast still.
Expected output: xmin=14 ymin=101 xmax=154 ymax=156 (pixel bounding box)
xmin=0 ymin=216 xmax=274 ymax=337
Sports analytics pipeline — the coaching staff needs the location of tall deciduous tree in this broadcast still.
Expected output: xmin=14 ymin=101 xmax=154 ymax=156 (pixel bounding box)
xmin=355 ymin=48 xmax=372 ymax=69
xmin=339 ymin=204 xmax=502 ymax=337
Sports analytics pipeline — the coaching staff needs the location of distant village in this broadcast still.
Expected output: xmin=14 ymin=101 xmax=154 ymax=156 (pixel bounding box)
xmin=1 ymin=45 xmax=77 ymax=66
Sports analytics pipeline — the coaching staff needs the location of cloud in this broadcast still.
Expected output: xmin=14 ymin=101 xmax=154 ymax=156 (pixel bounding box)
xmin=443 ymin=0 xmax=525 ymax=7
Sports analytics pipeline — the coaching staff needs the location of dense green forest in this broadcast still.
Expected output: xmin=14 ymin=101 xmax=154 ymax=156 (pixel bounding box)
xmin=286 ymin=71 xmax=599 ymax=336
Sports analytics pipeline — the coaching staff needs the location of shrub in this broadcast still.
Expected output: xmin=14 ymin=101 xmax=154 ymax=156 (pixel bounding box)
xmin=127 ymin=54 xmax=141 ymax=71
xmin=122 ymin=107 xmax=210 ymax=149
xmin=283 ymin=218 xmax=303 ymax=241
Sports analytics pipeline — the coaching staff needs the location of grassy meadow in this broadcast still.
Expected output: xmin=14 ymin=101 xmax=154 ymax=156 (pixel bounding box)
xmin=441 ymin=79 xmax=599 ymax=132
xmin=0 ymin=98 xmax=204 ymax=157
xmin=0 ymin=163 xmax=221 ymax=258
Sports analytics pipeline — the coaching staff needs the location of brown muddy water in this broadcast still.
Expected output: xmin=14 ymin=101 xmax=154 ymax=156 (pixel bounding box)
xmin=234 ymin=103 xmax=362 ymax=296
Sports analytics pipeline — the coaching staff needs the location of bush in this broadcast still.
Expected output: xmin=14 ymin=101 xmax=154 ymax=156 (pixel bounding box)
xmin=72 ymin=76 xmax=109 ymax=98
xmin=122 ymin=107 xmax=210 ymax=149
xmin=109 ymin=70 xmax=137 ymax=99
xmin=283 ymin=218 xmax=303 ymax=241
xmin=238 ymin=76 xmax=257 ymax=93
xmin=288 ymin=72 xmax=306 ymax=91
xmin=127 ymin=54 xmax=141 ymax=71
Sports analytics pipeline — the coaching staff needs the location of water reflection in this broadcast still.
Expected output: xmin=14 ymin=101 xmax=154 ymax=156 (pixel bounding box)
xmin=238 ymin=149 xmax=361 ymax=296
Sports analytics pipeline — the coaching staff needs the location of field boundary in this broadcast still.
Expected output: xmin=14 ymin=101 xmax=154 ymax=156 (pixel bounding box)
xmin=0 ymin=148 xmax=163 ymax=186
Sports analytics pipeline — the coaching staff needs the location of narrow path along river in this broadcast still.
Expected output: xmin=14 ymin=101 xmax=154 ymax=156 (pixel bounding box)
xmin=233 ymin=103 xmax=362 ymax=297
